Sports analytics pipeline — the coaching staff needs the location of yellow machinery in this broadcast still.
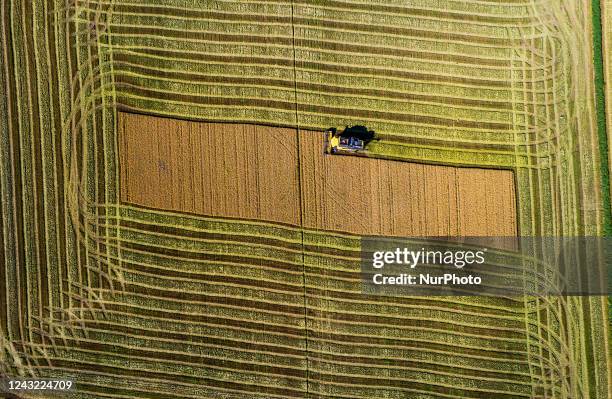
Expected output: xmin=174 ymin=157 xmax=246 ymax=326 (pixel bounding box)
xmin=324 ymin=125 xmax=376 ymax=155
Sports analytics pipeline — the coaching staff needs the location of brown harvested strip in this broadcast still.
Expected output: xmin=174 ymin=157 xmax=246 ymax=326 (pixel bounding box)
xmin=305 ymin=375 xmax=528 ymax=399
xmin=80 ymin=315 xmax=522 ymax=370
xmin=111 ymin=4 xmax=292 ymax=24
xmin=114 ymin=282 xmax=305 ymax=315
xmin=44 ymin=0 xmax=68 ymax=312
xmin=112 ymin=59 xmax=512 ymax=111
xmin=306 ymin=370 xmax=530 ymax=399
xmin=304 ymin=287 xmax=525 ymax=316
xmin=292 ymin=17 xmax=515 ymax=46
xmin=298 ymin=103 xmax=512 ymax=130
xmin=0 ymin=5 xmax=8 ymax=334
xmin=110 ymin=25 xmax=295 ymax=46
xmin=111 ymin=0 xmax=536 ymax=25
xmin=113 ymin=58 xmax=297 ymax=89
xmin=102 ymin=227 xmax=299 ymax=259
xmin=116 ymin=199 xmax=304 ymax=230
xmin=303 ymin=240 xmax=522 ymax=263
xmin=116 ymin=278 xmax=525 ymax=334
xmin=118 ymin=241 xmax=302 ymax=273
xmin=372 ymin=133 xmax=517 ymax=151
xmin=294 ymin=38 xmax=509 ymax=67
xmin=109 ymin=4 xmax=517 ymax=47
xmin=50 ymin=339 xmax=308 ymax=379
xmin=38 ymin=367 xmax=302 ymax=399
xmin=55 ymin=336 xmax=297 ymax=372
xmin=303 ymin=243 xmax=361 ymax=258
xmin=82 ymin=321 xmax=306 ymax=357
xmin=108 ymin=260 xmax=526 ymax=320
xmin=45 ymin=360 xmax=306 ymax=398
xmin=114 ymin=48 xmax=295 ymax=68
xmin=293 ymin=0 xmax=535 ymax=25
xmin=98 ymin=240 xmax=303 ymax=274
xmin=306 ymin=330 xmax=527 ymax=358
xmin=116 ymin=218 xmax=303 ymax=250
xmin=121 ymin=260 xmax=303 ymax=293
xmin=115 ymin=81 xmax=297 ymax=109
xmin=305 ymin=309 xmax=526 ymax=339
xmin=606 ymin=1 xmax=612 ymax=209
xmin=110 ymin=47 xmax=514 ymax=88
xmin=98 ymin=304 xmax=306 ymax=337
xmin=112 ymin=78 xmax=515 ymax=132
xmin=114 ymin=244 xmax=304 ymax=276
xmin=105 ymin=266 xmax=526 ymax=321
xmin=0 ymin=192 xmax=5 ymax=332
xmin=22 ymin=0 xmax=51 ymax=329
xmin=297 ymin=82 xmax=513 ymax=110
xmin=109 ymin=25 xmax=510 ymax=68
xmin=2 ymin=0 xmax=29 ymax=348
xmin=110 ymin=2 xmax=534 ymax=38
xmin=307 ymin=351 xmax=531 ymax=382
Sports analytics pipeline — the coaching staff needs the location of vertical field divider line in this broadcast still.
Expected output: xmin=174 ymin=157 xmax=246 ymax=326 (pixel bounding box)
xmin=290 ymin=1 xmax=310 ymax=396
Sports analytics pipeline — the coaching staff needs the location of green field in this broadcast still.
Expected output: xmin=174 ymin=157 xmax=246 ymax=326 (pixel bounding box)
xmin=0 ymin=1 xmax=609 ymax=398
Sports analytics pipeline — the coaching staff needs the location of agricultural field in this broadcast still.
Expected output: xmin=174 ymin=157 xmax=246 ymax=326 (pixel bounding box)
xmin=1 ymin=1 xmax=610 ymax=399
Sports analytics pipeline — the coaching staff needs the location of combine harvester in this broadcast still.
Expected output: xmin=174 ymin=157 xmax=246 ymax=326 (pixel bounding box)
xmin=324 ymin=125 xmax=377 ymax=156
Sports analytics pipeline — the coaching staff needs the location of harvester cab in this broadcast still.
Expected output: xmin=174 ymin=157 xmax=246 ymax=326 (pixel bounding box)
xmin=325 ymin=125 xmax=376 ymax=155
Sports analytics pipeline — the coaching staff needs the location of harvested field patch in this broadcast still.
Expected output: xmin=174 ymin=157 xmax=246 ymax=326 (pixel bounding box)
xmin=299 ymin=130 xmax=516 ymax=236
xmin=119 ymin=113 xmax=301 ymax=225
xmin=119 ymin=113 xmax=517 ymax=237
